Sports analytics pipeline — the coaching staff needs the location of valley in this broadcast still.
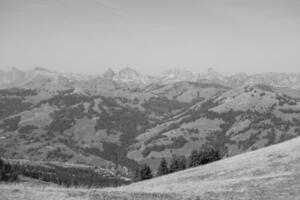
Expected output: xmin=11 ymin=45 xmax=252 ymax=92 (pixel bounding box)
xmin=1 ymin=67 xmax=300 ymax=189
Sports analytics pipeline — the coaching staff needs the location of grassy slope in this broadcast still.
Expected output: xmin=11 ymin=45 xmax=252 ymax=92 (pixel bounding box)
xmin=1 ymin=136 xmax=300 ymax=200
xmin=112 ymin=135 xmax=300 ymax=199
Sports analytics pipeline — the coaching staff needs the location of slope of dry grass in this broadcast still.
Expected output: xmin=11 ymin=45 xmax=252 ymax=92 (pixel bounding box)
xmin=114 ymin=136 xmax=300 ymax=199
xmin=0 ymin=183 xmax=182 ymax=200
xmin=2 ymin=136 xmax=300 ymax=200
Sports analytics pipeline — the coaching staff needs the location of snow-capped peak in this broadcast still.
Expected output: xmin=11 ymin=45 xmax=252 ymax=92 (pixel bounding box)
xmin=102 ymin=68 xmax=115 ymax=80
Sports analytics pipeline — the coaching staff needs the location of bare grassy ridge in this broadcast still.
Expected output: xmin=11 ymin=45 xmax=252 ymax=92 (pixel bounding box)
xmin=114 ymin=136 xmax=300 ymax=199
xmin=2 ymin=136 xmax=300 ymax=200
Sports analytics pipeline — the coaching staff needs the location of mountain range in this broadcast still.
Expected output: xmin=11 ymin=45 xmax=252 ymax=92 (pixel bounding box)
xmin=1 ymin=66 xmax=300 ymax=175
xmin=1 ymin=67 xmax=300 ymax=89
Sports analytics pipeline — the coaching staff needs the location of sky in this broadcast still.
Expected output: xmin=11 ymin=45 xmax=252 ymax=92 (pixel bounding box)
xmin=0 ymin=0 xmax=300 ymax=75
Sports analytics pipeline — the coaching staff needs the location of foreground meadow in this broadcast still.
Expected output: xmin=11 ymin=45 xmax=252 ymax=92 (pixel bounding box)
xmin=2 ymin=136 xmax=300 ymax=200
xmin=0 ymin=184 xmax=182 ymax=200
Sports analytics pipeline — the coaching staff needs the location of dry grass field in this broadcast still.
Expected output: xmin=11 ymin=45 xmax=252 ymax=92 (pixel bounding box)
xmin=0 ymin=184 xmax=182 ymax=200
xmin=2 ymin=136 xmax=300 ymax=200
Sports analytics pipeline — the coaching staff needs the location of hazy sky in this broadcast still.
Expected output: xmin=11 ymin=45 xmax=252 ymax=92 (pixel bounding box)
xmin=0 ymin=0 xmax=300 ymax=75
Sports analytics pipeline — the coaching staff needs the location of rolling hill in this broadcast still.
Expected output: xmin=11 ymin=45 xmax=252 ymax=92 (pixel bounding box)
xmin=127 ymin=84 xmax=300 ymax=169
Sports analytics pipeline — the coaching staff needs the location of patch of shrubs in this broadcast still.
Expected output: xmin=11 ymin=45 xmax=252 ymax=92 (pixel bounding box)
xmin=44 ymin=91 xmax=90 ymax=107
xmin=18 ymin=125 xmax=38 ymax=134
xmin=142 ymin=97 xmax=187 ymax=115
xmin=187 ymin=128 xmax=199 ymax=134
xmin=47 ymin=118 xmax=73 ymax=133
xmin=144 ymin=134 xmax=167 ymax=146
xmin=166 ymin=136 xmax=188 ymax=149
xmin=46 ymin=147 xmax=74 ymax=161
xmin=142 ymin=145 xmax=165 ymax=157
xmin=279 ymin=108 xmax=300 ymax=114
xmin=276 ymin=94 xmax=297 ymax=106
xmin=0 ymin=88 xmax=37 ymax=97
xmin=260 ymin=92 xmax=266 ymax=97
xmin=142 ymin=136 xmax=187 ymax=158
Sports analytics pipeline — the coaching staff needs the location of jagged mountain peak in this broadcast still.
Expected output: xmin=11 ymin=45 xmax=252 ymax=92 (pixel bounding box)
xmin=1 ymin=66 xmax=300 ymax=90
xmin=102 ymin=68 xmax=116 ymax=80
xmin=118 ymin=67 xmax=139 ymax=76
xmin=158 ymin=68 xmax=197 ymax=83
xmin=32 ymin=67 xmax=59 ymax=77
xmin=113 ymin=67 xmax=150 ymax=84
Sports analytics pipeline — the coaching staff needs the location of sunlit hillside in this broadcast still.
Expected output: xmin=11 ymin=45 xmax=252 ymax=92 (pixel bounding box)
xmin=114 ymin=136 xmax=300 ymax=199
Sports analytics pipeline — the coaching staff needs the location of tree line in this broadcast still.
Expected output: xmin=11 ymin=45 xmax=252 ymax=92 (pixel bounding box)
xmin=0 ymin=158 xmax=129 ymax=187
xmin=1 ymin=147 xmax=220 ymax=185
xmin=135 ymin=147 xmax=220 ymax=181
xmin=15 ymin=163 xmax=129 ymax=187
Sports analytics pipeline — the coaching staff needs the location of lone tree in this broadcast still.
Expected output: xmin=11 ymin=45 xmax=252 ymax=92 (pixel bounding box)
xmin=177 ymin=156 xmax=187 ymax=171
xmin=169 ymin=156 xmax=180 ymax=173
xmin=157 ymin=157 xmax=169 ymax=176
xmin=140 ymin=164 xmax=153 ymax=180
xmin=133 ymin=167 xmax=141 ymax=181
xmin=189 ymin=149 xmax=200 ymax=167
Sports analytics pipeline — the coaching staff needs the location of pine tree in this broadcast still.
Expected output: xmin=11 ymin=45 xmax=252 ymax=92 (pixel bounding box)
xmin=189 ymin=149 xmax=200 ymax=167
xmin=157 ymin=157 xmax=169 ymax=176
xmin=134 ymin=167 xmax=141 ymax=181
xmin=0 ymin=158 xmax=4 ymax=171
xmin=0 ymin=158 xmax=4 ymax=181
xmin=200 ymin=148 xmax=220 ymax=164
xmin=178 ymin=156 xmax=187 ymax=171
xmin=140 ymin=164 xmax=153 ymax=180
xmin=169 ymin=157 xmax=180 ymax=173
